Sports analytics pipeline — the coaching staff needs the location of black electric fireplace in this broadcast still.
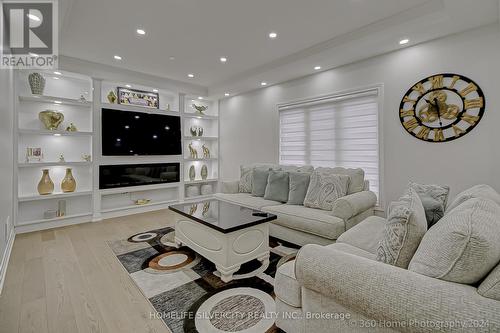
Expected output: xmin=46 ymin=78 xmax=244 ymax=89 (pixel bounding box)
xmin=99 ymin=163 xmax=180 ymax=189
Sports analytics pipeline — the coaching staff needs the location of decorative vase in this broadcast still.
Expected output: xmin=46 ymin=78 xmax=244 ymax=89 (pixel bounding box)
xmin=28 ymin=72 xmax=45 ymax=95
xmin=37 ymin=169 xmax=54 ymax=195
xmin=189 ymin=165 xmax=196 ymax=181
xmin=39 ymin=110 xmax=64 ymax=130
xmin=201 ymin=165 xmax=208 ymax=180
xmin=61 ymin=168 xmax=76 ymax=193
xmin=197 ymin=127 xmax=204 ymax=137
xmin=107 ymin=91 xmax=117 ymax=103
xmin=190 ymin=126 xmax=198 ymax=137
xmin=201 ymin=184 xmax=212 ymax=195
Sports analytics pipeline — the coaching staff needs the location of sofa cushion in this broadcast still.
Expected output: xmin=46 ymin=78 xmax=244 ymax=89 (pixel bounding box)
xmin=315 ymin=167 xmax=365 ymax=194
xmin=251 ymin=168 xmax=270 ymax=197
xmin=478 ymin=263 xmax=500 ymax=301
xmin=303 ymin=170 xmax=349 ymax=211
xmin=275 ymin=260 xmax=301 ymax=307
xmin=264 ymin=170 xmax=289 ymax=203
xmin=264 ymin=204 xmax=345 ymax=240
xmin=337 ymin=216 xmax=386 ymax=254
xmin=326 ymin=243 xmax=376 ymax=260
xmin=446 ymin=184 xmax=500 ymax=212
xmin=214 ymin=193 xmax=281 ymax=210
xmin=238 ymin=165 xmax=253 ymax=193
xmin=409 ymin=198 xmax=500 ymax=284
xmin=409 ymin=182 xmax=450 ymax=227
xmin=287 ymin=171 xmax=311 ymax=205
xmin=376 ymin=189 xmax=427 ymax=268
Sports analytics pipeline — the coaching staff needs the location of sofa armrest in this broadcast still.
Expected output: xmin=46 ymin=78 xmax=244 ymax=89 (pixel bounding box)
xmin=295 ymin=245 xmax=500 ymax=331
xmin=331 ymin=191 xmax=377 ymax=220
xmin=221 ymin=180 xmax=239 ymax=194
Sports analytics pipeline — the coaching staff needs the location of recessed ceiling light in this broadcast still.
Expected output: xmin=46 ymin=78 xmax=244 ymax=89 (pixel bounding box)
xmin=136 ymin=28 xmax=146 ymax=35
xmin=314 ymin=66 xmax=321 ymax=70
xmin=188 ymin=73 xmax=195 ymax=78
xmin=261 ymin=82 xmax=267 ymax=86
xmin=29 ymin=52 xmax=38 ymax=57
xmin=125 ymin=84 xmax=131 ymax=88
xmin=53 ymin=71 xmax=62 ymax=75
xmin=198 ymin=96 xmax=203 ymax=100
xmin=27 ymin=13 xmax=40 ymax=22
xmin=399 ymin=38 xmax=410 ymax=45
xmin=269 ymin=32 xmax=278 ymax=39
xmin=52 ymin=77 xmax=59 ymax=80
xmin=53 ymin=133 xmax=61 ymax=137
xmin=54 ymin=100 xmax=62 ymax=104
xmin=220 ymin=57 xmax=227 ymax=63
xmin=152 ymin=89 xmax=158 ymax=92
xmin=114 ymin=55 xmax=122 ymax=60
xmin=169 ymin=56 xmax=175 ymax=60
xmin=224 ymin=93 xmax=230 ymax=96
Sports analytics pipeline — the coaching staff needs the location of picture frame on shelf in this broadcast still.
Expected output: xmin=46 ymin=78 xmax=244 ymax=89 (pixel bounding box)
xmin=117 ymin=87 xmax=159 ymax=109
xmin=26 ymin=147 xmax=43 ymax=162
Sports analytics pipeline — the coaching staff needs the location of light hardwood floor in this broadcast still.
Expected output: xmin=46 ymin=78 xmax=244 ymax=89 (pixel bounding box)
xmin=0 ymin=209 xmax=179 ymax=333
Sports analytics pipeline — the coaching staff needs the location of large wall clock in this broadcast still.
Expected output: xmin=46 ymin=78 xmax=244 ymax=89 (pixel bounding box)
xmin=399 ymin=73 xmax=485 ymax=142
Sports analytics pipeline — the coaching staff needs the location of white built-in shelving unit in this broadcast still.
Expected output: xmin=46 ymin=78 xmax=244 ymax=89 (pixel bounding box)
xmin=13 ymin=69 xmax=220 ymax=232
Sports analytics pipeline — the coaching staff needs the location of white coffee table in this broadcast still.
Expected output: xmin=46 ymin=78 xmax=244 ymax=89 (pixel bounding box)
xmin=169 ymin=199 xmax=276 ymax=282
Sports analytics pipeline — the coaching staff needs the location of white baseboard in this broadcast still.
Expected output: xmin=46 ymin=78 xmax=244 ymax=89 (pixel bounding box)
xmin=0 ymin=230 xmax=15 ymax=294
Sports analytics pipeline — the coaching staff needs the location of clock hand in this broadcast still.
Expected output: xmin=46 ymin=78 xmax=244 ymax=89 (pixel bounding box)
xmin=434 ymin=98 xmax=443 ymax=127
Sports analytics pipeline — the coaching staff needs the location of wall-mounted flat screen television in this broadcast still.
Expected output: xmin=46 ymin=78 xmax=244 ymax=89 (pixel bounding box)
xmin=101 ymin=108 xmax=182 ymax=156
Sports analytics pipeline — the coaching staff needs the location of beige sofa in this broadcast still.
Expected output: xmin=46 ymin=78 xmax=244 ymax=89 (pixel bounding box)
xmin=274 ymin=186 xmax=500 ymax=332
xmin=215 ymin=165 xmax=377 ymax=246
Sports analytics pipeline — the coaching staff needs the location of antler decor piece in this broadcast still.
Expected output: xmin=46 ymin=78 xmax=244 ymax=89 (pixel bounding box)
xmin=191 ymin=104 xmax=208 ymax=115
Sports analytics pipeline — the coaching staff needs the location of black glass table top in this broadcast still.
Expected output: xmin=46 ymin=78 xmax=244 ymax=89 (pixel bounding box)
xmin=169 ymin=199 xmax=277 ymax=233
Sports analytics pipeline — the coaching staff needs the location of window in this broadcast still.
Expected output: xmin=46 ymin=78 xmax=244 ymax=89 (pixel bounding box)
xmin=278 ymin=88 xmax=381 ymax=200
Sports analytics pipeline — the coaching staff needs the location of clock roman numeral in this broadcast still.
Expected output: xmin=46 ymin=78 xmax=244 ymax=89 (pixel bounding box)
xmin=412 ymin=83 xmax=426 ymax=95
xmin=416 ymin=126 xmax=430 ymax=140
xmin=452 ymin=124 xmax=465 ymax=137
xmin=402 ymin=96 xmax=417 ymax=105
xmin=403 ymin=117 xmax=419 ymax=132
xmin=400 ymin=109 xmax=415 ymax=117
xmin=459 ymin=83 xmax=478 ymax=97
xmin=430 ymin=75 xmax=444 ymax=89
xmin=464 ymin=97 xmax=484 ymax=109
xmin=433 ymin=129 xmax=445 ymax=142
xmin=448 ymin=75 xmax=460 ymax=89
xmin=461 ymin=113 xmax=480 ymax=125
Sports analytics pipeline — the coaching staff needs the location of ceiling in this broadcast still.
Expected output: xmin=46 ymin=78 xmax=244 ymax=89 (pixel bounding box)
xmin=59 ymin=0 xmax=499 ymax=97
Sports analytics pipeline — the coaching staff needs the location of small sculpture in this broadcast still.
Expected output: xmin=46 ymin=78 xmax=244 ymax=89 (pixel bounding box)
xmin=79 ymin=94 xmax=86 ymax=102
xmin=189 ymin=204 xmax=198 ymax=215
xmin=39 ymin=110 xmax=64 ymax=130
xmin=107 ymin=90 xmax=117 ymax=103
xmin=197 ymin=127 xmax=204 ymax=137
xmin=59 ymin=154 xmax=65 ymax=162
xmin=81 ymin=154 xmax=91 ymax=162
xmin=202 ymin=145 xmax=210 ymax=158
xmin=202 ymin=202 xmax=210 ymax=216
xmin=191 ymin=104 xmax=208 ymax=115
xmin=66 ymin=123 xmax=78 ymax=132
xmin=190 ymin=126 xmax=198 ymax=137
xmin=134 ymin=199 xmax=151 ymax=205
xmin=188 ymin=142 xmax=198 ymax=159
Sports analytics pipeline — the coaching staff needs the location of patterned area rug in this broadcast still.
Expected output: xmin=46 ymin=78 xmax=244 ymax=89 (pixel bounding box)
xmin=107 ymin=226 xmax=299 ymax=333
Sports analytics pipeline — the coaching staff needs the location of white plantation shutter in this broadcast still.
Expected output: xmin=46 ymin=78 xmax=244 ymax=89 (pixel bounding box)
xmin=279 ymin=89 xmax=380 ymax=199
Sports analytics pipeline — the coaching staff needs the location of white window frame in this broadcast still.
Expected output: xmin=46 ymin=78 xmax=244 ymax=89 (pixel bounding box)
xmin=276 ymin=84 xmax=385 ymax=209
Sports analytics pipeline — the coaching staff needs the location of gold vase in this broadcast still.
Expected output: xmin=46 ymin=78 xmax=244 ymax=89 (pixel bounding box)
xmin=39 ymin=110 xmax=64 ymax=130
xmin=61 ymin=168 xmax=76 ymax=193
xmin=37 ymin=169 xmax=54 ymax=195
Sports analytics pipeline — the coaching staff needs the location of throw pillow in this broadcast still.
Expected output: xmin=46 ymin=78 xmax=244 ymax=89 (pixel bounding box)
xmin=238 ymin=165 xmax=252 ymax=193
xmin=409 ymin=198 xmax=500 ymax=284
xmin=287 ymin=171 xmax=311 ymax=205
xmin=251 ymin=168 xmax=271 ymax=197
xmin=279 ymin=165 xmax=314 ymax=173
xmin=376 ymin=189 xmax=427 ymax=268
xmin=315 ymin=167 xmax=364 ymax=194
xmin=408 ymin=182 xmax=450 ymax=227
xmin=303 ymin=170 xmax=349 ymax=210
xmin=446 ymin=184 xmax=500 ymax=212
xmin=264 ymin=170 xmax=290 ymax=203
xmin=478 ymin=262 xmax=500 ymax=301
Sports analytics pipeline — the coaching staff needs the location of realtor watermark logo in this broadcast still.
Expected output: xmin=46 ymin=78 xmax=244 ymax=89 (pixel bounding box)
xmin=0 ymin=0 xmax=58 ymax=69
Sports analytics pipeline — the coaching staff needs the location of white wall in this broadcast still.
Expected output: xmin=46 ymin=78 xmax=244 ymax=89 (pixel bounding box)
xmin=0 ymin=67 xmax=15 ymax=280
xmin=220 ymin=23 xmax=500 ymax=208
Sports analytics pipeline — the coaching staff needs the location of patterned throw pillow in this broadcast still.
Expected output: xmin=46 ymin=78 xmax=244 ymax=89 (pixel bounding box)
xmin=376 ymin=189 xmax=427 ymax=268
xmin=408 ymin=182 xmax=450 ymax=227
xmin=238 ymin=165 xmax=252 ymax=193
xmin=303 ymin=170 xmax=350 ymax=210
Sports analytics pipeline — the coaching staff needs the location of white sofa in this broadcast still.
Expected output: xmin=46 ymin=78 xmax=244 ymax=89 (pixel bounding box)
xmin=274 ymin=185 xmax=500 ymax=333
xmin=215 ymin=165 xmax=377 ymax=246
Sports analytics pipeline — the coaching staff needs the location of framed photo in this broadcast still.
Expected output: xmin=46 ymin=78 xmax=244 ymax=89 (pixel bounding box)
xmin=26 ymin=147 xmax=43 ymax=162
xmin=117 ymin=87 xmax=159 ymax=109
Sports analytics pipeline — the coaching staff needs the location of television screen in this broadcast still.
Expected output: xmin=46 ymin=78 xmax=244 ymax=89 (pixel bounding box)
xmin=101 ymin=108 xmax=182 ymax=156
